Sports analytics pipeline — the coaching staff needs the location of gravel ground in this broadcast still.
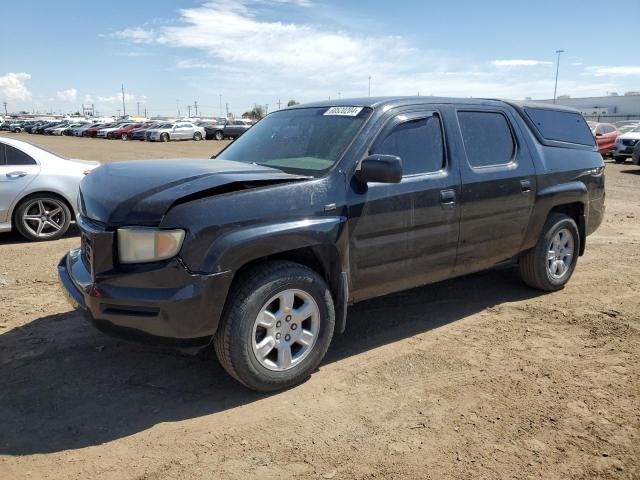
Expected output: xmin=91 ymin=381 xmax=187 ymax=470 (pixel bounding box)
xmin=0 ymin=132 xmax=638 ymax=479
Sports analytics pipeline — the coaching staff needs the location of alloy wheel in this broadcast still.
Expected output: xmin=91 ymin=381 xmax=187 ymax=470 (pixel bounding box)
xmin=251 ymin=289 xmax=320 ymax=371
xmin=21 ymin=198 xmax=67 ymax=239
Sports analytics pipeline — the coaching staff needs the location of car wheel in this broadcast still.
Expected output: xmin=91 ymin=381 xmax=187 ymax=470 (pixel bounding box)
xmin=214 ymin=261 xmax=335 ymax=391
xmin=161 ymin=133 xmax=170 ymax=142
xmin=121 ymin=133 xmax=129 ymax=140
xmin=214 ymin=130 xmax=224 ymax=141
xmin=14 ymin=195 xmax=72 ymax=242
xmin=193 ymin=131 xmax=202 ymax=141
xmin=518 ymin=213 xmax=579 ymax=291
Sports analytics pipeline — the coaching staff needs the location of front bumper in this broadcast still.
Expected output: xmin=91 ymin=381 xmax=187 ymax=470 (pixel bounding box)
xmin=58 ymin=248 xmax=233 ymax=347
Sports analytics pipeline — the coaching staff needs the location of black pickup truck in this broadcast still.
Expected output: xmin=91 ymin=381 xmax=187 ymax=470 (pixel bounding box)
xmin=59 ymin=97 xmax=605 ymax=391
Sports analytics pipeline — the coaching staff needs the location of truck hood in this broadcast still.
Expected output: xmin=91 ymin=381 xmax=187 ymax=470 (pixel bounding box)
xmin=79 ymin=158 xmax=309 ymax=226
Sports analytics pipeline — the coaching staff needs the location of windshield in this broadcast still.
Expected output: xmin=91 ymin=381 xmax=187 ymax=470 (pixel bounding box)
xmin=158 ymin=123 xmax=174 ymax=128
xmin=216 ymin=107 xmax=371 ymax=175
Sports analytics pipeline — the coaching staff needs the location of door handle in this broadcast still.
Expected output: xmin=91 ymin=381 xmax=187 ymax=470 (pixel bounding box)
xmin=520 ymin=179 xmax=532 ymax=193
xmin=440 ymin=189 xmax=456 ymax=207
xmin=6 ymin=171 xmax=27 ymax=179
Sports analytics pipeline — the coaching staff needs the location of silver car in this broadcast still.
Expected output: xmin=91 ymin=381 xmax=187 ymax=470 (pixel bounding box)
xmin=0 ymin=137 xmax=99 ymax=241
xmin=146 ymin=122 xmax=205 ymax=142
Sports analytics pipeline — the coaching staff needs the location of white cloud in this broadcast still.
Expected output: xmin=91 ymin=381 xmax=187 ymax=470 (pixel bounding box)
xmin=84 ymin=94 xmax=95 ymax=103
xmin=0 ymin=72 xmax=33 ymax=101
xmin=56 ymin=88 xmax=78 ymax=102
xmin=491 ymin=59 xmax=553 ymax=67
xmin=586 ymin=66 xmax=640 ymax=76
xmin=114 ymin=27 xmax=155 ymax=43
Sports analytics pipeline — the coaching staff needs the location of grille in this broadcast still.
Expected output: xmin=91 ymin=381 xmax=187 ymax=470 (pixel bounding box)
xmin=622 ymin=139 xmax=638 ymax=146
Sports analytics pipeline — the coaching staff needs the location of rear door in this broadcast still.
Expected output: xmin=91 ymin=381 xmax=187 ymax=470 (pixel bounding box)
xmin=454 ymin=107 xmax=536 ymax=274
xmin=348 ymin=109 xmax=461 ymax=301
xmin=0 ymin=143 xmax=41 ymax=223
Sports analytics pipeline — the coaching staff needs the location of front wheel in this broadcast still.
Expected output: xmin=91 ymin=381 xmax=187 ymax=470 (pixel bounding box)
xmin=121 ymin=133 xmax=129 ymax=140
xmin=518 ymin=213 xmax=580 ymax=291
xmin=193 ymin=131 xmax=202 ymax=141
xmin=160 ymin=133 xmax=170 ymax=142
xmin=214 ymin=261 xmax=335 ymax=391
xmin=214 ymin=130 xmax=224 ymax=141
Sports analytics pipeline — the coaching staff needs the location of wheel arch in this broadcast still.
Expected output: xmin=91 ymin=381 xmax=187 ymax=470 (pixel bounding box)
xmin=522 ymin=181 xmax=588 ymax=257
xmin=10 ymin=190 xmax=76 ymax=227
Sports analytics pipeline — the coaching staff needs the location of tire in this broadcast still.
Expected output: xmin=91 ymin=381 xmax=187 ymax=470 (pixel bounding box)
xmin=121 ymin=133 xmax=129 ymax=140
xmin=214 ymin=130 xmax=224 ymax=141
xmin=14 ymin=194 xmax=72 ymax=242
xmin=161 ymin=133 xmax=170 ymax=142
xmin=193 ymin=131 xmax=202 ymax=141
xmin=518 ymin=213 xmax=580 ymax=291
xmin=214 ymin=261 xmax=335 ymax=392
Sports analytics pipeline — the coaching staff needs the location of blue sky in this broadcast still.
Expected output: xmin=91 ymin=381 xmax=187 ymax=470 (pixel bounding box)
xmin=1 ymin=0 xmax=639 ymax=117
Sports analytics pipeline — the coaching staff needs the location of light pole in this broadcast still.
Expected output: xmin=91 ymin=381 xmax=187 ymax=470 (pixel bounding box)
xmin=553 ymin=49 xmax=564 ymax=104
xmin=219 ymin=94 xmax=222 ymax=117
xmin=368 ymin=76 xmax=372 ymax=97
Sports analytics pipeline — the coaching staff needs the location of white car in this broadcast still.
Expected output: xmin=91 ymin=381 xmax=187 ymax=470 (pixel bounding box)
xmin=0 ymin=137 xmax=99 ymax=241
xmin=613 ymin=125 xmax=640 ymax=163
xmin=50 ymin=123 xmax=88 ymax=136
xmin=96 ymin=122 xmax=134 ymax=138
xmin=146 ymin=122 xmax=205 ymax=142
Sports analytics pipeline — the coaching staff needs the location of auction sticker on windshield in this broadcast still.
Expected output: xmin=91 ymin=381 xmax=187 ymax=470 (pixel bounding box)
xmin=323 ymin=106 xmax=364 ymax=116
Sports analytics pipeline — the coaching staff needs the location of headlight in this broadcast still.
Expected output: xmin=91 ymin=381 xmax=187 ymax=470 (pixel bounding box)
xmin=117 ymin=228 xmax=185 ymax=264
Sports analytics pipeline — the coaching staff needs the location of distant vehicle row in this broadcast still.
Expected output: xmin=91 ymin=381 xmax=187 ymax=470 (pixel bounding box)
xmin=587 ymin=120 xmax=640 ymax=162
xmin=0 ymin=118 xmax=254 ymax=141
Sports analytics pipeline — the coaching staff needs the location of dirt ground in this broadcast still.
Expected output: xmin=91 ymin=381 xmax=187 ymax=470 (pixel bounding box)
xmin=0 ymin=132 xmax=638 ymax=480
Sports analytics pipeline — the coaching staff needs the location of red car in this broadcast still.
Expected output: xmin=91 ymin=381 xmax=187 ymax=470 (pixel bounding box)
xmin=107 ymin=123 xmax=144 ymax=140
xmin=83 ymin=123 xmax=113 ymax=138
xmin=588 ymin=122 xmax=620 ymax=154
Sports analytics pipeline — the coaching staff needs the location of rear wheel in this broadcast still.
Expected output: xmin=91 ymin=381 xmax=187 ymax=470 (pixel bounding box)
xmin=14 ymin=194 xmax=71 ymax=241
xmin=214 ymin=130 xmax=224 ymax=141
xmin=518 ymin=213 xmax=579 ymax=291
xmin=214 ymin=261 xmax=335 ymax=391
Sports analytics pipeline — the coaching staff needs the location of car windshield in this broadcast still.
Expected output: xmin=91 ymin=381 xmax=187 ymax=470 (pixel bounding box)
xmin=216 ymin=107 xmax=371 ymax=175
xmin=159 ymin=123 xmax=174 ymax=128
xmin=629 ymin=125 xmax=640 ymax=133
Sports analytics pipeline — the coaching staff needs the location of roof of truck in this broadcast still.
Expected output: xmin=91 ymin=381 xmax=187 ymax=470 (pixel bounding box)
xmin=291 ymin=96 xmax=581 ymax=114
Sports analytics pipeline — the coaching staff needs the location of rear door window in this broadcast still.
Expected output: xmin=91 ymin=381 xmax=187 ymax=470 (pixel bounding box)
xmin=457 ymin=111 xmax=515 ymax=168
xmin=5 ymin=145 xmax=37 ymax=165
xmin=0 ymin=143 xmax=6 ymax=165
xmin=524 ymin=108 xmax=595 ymax=146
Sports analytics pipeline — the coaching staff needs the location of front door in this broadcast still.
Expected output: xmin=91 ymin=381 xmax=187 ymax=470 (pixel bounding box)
xmin=347 ymin=109 xmax=461 ymax=301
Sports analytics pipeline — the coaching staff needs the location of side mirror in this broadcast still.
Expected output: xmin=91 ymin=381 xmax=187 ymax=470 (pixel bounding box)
xmin=356 ymin=154 xmax=403 ymax=184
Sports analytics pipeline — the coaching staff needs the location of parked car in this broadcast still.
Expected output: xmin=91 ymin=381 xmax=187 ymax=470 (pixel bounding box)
xmin=588 ymin=122 xmax=619 ymax=154
xmin=617 ymin=123 xmax=640 ymax=135
xmin=70 ymin=123 xmax=99 ymax=137
xmin=32 ymin=122 xmax=59 ymax=134
xmin=107 ymin=123 xmax=143 ymax=140
xmin=58 ymin=97 xmax=605 ymax=391
xmin=204 ymin=120 xmax=227 ymax=140
xmin=613 ymin=125 xmax=640 ymax=163
xmin=145 ymin=122 xmax=205 ymax=142
xmin=50 ymin=123 xmax=87 ymax=136
xmin=224 ymin=119 xmax=253 ymax=140
xmin=0 ymin=137 xmax=99 ymax=241
xmin=43 ymin=122 xmax=74 ymax=135
xmin=84 ymin=123 xmax=115 ymax=137
xmin=97 ymin=122 xmax=134 ymax=138
xmin=129 ymin=122 xmax=161 ymax=141
xmin=23 ymin=122 xmax=47 ymax=134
